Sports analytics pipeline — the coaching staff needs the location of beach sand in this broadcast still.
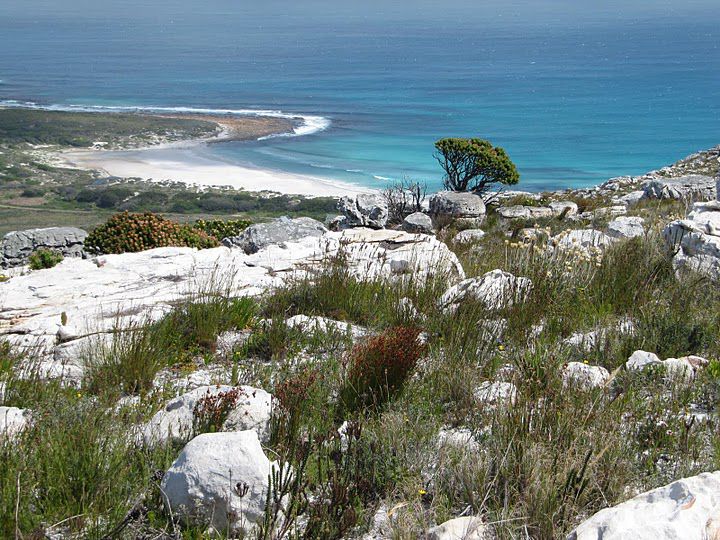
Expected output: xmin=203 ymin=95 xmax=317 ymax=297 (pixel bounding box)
xmin=62 ymin=144 xmax=371 ymax=197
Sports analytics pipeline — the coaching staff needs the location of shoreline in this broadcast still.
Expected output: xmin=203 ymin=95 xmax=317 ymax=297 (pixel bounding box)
xmin=7 ymin=106 xmax=372 ymax=198
xmin=60 ymin=143 xmax=373 ymax=198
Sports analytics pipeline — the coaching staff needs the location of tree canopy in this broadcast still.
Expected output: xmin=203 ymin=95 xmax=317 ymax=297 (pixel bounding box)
xmin=434 ymin=138 xmax=519 ymax=194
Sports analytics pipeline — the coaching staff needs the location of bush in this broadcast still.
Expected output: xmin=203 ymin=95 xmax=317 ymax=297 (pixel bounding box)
xmin=84 ymin=211 xmax=219 ymax=254
xmin=28 ymin=249 xmax=63 ymax=270
xmin=342 ymin=326 xmax=425 ymax=411
xmin=194 ymin=218 xmax=251 ymax=240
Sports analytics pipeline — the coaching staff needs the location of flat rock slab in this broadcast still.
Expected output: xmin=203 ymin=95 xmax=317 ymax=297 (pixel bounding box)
xmin=0 ymin=229 xmax=463 ymax=373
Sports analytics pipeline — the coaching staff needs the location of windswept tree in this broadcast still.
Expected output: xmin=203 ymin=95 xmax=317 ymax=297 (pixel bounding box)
xmin=434 ymin=138 xmax=519 ymax=194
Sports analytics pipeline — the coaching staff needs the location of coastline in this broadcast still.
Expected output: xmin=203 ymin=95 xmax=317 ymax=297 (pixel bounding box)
xmin=61 ymin=144 xmax=372 ymax=198
xmin=25 ymin=108 xmax=373 ymax=197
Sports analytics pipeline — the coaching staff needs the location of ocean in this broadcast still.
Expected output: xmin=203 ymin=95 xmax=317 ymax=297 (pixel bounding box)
xmin=1 ymin=0 xmax=718 ymax=192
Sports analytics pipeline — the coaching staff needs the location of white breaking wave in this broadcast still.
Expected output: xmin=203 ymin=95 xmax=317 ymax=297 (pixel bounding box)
xmin=373 ymin=175 xmax=392 ymax=181
xmin=0 ymin=100 xmax=331 ymax=139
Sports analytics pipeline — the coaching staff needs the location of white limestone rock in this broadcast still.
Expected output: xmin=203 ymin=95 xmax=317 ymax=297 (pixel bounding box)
xmin=222 ymin=216 xmax=327 ymax=254
xmin=401 ymin=212 xmax=434 ymax=234
xmin=607 ymin=216 xmax=645 ymax=239
xmin=550 ymin=201 xmax=579 ymax=217
xmin=437 ymin=427 xmax=481 ymax=453
xmin=626 ymin=350 xmax=663 ymax=371
xmin=427 ymin=516 xmax=495 ymax=540
xmin=0 ymin=229 xmax=463 ymax=355
xmin=438 ymin=270 xmax=532 ymax=313
xmin=553 ymin=229 xmax=615 ymax=251
xmin=567 ymin=471 xmax=720 ymax=540
xmin=284 ymin=314 xmax=369 ymax=341
xmin=429 ymin=191 xmax=486 ymax=227
xmin=562 ymin=362 xmax=610 ymax=390
xmin=474 ymin=381 xmax=517 ymax=408
xmin=337 ymin=194 xmax=389 ymax=229
xmin=0 ymin=406 xmax=30 ymax=439
xmin=617 ymin=190 xmax=645 ymax=207
xmin=161 ymin=431 xmax=275 ymax=535
xmin=643 ymin=174 xmax=717 ymax=202
xmin=453 ymin=229 xmax=486 ymax=245
xmin=664 ymin=201 xmax=720 ymax=280
xmin=143 ymin=385 xmax=272 ymax=445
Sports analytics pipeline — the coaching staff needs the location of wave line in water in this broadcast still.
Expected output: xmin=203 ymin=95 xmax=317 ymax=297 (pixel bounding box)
xmin=0 ymin=100 xmax=332 ymax=139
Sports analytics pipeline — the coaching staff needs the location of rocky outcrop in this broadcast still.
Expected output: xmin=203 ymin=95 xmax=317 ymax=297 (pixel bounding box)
xmin=429 ymin=191 xmax=486 ymax=227
xmin=642 ymin=175 xmax=716 ymax=202
xmin=336 ymin=194 xmax=389 ymax=229
xmin=664 ymin=201 xmax=720 ymax=280
xmin=222 ymin=216 xmax=326 ymax=254
xmin=567 ymin=471 xmax=720 ymax=540
xmin=161 ymin=431 xmax=276 ymax=535
xmin=0 ymin=228 xmax=463 ymax=377
xmin=142 ymin=385 xmax=273 ymax=445
xmin=401 ymin=212 xmax=434 ymax=234
xmin=1 ymin=227 xmax=87 ymax=268
xmin=438 ymin=269 xmax=532 ymax=313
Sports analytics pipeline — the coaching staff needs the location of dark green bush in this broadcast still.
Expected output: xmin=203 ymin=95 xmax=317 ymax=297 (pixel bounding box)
xmin=84 ymin=211 xmax=219 ymax=254
xmin=194 ymin=218 xmax=251 ymax=240
xmin=28 ymin=249 xmax=64 ymax=270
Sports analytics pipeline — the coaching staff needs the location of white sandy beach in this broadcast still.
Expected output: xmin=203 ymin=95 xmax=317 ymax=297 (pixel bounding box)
xmin=62 ymin=145 xmax=372 ymax=198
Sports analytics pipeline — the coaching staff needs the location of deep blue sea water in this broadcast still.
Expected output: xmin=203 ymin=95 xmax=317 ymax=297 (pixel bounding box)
xmin=1 ymin=0 xmax=718 ymax=192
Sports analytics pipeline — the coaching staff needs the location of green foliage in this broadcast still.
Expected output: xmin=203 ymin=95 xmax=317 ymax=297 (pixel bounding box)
xmin=434 ymin=137 xmax=519 ymax=193
xmin=194 ymin=218 xmax=251 ymax=240
xmin=28 ymin=248 xmax=64 ymax=270
xmin=84 ymin=211 xmax=219 ymax=254
xmin=86 ymin=295 xmax=257 ymax=397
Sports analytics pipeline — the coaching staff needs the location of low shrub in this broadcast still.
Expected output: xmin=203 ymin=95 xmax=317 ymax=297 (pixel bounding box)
xmin=84 ymin=211 xmax=219 ymax=254
xmin=193 ymin=387 xmax=244 ymax=434
xmin=28 ymin=248 xmax=64 ymax=270
xmin=342 ymin=326 xmax=425 ymax=412
xmin=194 ymin=218 xmax=251 ymax=240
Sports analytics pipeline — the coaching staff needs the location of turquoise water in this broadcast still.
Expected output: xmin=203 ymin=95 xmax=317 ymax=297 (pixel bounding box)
xmin=0 ymin=1 xmax=718 ymax=191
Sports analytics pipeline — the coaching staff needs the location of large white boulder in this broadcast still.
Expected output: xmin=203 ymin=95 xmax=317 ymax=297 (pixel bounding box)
xmin=142 ymin=385 xmax=272 ymax=445
xmin=607 ymin=216 xmax=645 ymax=239
xmin=427 ymin=516 xmax=495 ymax=539
xmin=429 ymin=191 xmax=486 ymax=227
xmin=626 ymin=350 xmax=663 ymax=371
xmin=567 ymin=471 xmax=720 ymax=540
xmin=161 ymin=431 xmax=274 ymax=535
xmin=562 ymin=362 xmax=610 ymax=390
xmin=438 ymin=270 xmax=532 ymax=313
